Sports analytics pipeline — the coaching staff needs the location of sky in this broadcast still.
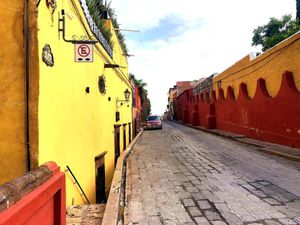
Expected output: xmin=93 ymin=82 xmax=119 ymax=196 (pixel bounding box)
xmin=110 ymin=0 xmax=296 ymax=115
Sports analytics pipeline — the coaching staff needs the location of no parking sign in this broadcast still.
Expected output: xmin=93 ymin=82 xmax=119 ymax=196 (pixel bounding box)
xmin=75 ymin=44 xmax=93 ymax=62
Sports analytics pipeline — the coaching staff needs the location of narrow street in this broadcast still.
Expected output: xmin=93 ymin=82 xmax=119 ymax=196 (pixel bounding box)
xmin=125 ymin=122 xmax=300 ymax=225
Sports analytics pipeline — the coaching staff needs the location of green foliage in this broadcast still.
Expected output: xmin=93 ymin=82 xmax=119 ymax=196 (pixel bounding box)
xmin=86 ymin=0 xmax=112 ymax=47
xmin=129 ymin=74 xmax=151 ymax=120
xmin=147 ymin=98 xmax=151 ymax=115
xmin=252 ymin=14 xmax=300 ymax=51
xmin=129 ymin=74 xmax=147 ymax=103
xmin=85 ymin=0 xmax=128 ymax=54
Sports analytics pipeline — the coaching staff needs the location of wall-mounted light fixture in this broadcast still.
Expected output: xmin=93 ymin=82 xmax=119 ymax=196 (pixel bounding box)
xmin=116 ymin=89 xmax=131 ymax=109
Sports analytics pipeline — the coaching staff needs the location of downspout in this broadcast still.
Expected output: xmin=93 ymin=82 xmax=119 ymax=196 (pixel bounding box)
xmin=25 ymin=0 xmax=31 ymax=172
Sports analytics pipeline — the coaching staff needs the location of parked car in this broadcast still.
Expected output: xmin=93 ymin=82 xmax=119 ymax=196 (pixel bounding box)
xmin=146 ymin=115 xmax=162 ymax=130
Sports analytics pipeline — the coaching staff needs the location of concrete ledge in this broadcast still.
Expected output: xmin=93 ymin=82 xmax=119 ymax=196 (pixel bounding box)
xmin=102 ymin=130 xmax=144 ymax=225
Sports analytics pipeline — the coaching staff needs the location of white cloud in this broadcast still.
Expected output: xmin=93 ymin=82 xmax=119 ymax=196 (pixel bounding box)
xmin=111 ymin=0 xmax=296 ymax=115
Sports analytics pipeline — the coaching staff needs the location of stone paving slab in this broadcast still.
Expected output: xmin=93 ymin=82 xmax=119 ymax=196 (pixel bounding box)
xmin=124 ymin=122 xmax=300 ymax=225
xmin=66 ymin=204 xmax=105 ymax=225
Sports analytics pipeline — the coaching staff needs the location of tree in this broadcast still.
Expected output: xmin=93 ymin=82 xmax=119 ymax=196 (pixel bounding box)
xmin=129 ymin=74 xmax=150 ymax=120
xmin=129 ymin=74 xmax=147 ymax=103
xmin=252 ymin=14 xmax=300 ymax=51
xmin=147 ymin=98 xmax=151 ymax=115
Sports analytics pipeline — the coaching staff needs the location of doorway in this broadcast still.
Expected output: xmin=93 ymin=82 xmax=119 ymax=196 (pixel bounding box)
xmin=95 ymin=152 xmax=107 ymax=203
xmin=123 ymin=124 xmax=127 ymax=150
xmin=134 ymin=118 xmax=137 ymax=138
xmin=114 ymin=125 xmax=121 ymax=166
xmin=128 ymin=122 xmax=132 ymax=143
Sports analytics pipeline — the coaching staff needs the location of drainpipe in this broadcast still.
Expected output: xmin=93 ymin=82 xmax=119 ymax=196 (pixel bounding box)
xmin=25 ymin=0 xmax=31 ymax=172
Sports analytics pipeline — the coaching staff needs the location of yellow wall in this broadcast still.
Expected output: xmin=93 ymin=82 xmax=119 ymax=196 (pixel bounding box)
xmin=37 ymin=0 xmax=132 ymax=205
xmin=213 ymin=32 xmax=300 ymax=98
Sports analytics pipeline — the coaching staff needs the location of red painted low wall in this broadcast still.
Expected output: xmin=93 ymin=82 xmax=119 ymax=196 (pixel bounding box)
xmin=175 ymin=71 xmax=300 ymax=148
xmin=0 ymin=162 xmax=66 ymax=225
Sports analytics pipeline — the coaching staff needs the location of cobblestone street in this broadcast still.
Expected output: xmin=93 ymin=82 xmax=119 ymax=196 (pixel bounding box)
xmin=125 ymin=122 xmax=300 ymax=225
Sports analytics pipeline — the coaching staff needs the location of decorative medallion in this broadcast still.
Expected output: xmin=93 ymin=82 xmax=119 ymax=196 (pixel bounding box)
xmin=42 ymin=44 xmax=54 ymax=67
xmin=98 ymin=75 xmax=106 ymax=94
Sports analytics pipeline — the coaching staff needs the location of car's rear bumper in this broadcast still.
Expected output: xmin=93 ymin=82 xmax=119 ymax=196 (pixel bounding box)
xmin=146 ymin=125 xmax=162 ymax=130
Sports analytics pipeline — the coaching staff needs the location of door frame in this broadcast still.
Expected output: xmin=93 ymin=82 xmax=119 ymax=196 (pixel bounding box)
xmin=114 ymin=125 xmax=121 ymax=167
xmin=95 ymin=151 xmax=107 ymax=203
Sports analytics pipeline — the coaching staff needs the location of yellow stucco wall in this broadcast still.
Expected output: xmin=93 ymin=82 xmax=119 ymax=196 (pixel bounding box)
xmin=37 ymin=0 xmax=132 ymax=205
xmin=213 ymin=32 xmax=300 ymax=98
xmin=0 ymin=1 xmax=27 ymax=184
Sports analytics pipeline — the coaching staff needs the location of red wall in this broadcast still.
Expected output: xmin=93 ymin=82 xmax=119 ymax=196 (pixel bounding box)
xmin=175 ymin=71 xmax=300 ymax=148
xmin=176 ymin=90 xmax=216 ymax=129
xmin=0 ymin=162 xmax=66 ymax=225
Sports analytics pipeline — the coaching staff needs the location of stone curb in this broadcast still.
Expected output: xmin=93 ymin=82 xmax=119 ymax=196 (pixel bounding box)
xmin=171 ymin=120 xmax=300 ymax=163
xmin=254 ymin=147 xmax=300 ymax=162
xmin=101 ymin=130 xmax=144 ymax=225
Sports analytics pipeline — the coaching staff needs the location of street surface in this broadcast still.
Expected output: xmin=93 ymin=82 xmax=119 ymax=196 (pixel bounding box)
xmin=125 ymin=121 xmax=300 ymax=225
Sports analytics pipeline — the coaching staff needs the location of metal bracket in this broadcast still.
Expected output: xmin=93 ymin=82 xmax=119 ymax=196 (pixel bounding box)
xmin=58 ymin=10 xmax=98 ymax=44
xmin=116 ymin=98 xmax=129 ymax=109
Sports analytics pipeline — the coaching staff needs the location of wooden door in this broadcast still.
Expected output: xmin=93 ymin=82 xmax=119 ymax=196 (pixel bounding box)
xmin=123 ymin=124 xmax=127 ymax=150
xmin=128 ymin=122 xmax=132 ymax=143
xmin=114 ymin=125 xmax=121 ymax=166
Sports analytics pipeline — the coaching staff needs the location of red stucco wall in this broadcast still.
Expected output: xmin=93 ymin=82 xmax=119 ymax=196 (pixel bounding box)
xmin=175 ymin=71 xmax=300 ymax=148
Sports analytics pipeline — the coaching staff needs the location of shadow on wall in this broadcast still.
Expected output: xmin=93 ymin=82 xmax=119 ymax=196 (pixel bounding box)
xmin=175 ymin=71 xmax=300 ymax=148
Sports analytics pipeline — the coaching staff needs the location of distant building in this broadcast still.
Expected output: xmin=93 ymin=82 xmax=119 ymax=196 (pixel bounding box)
xmin=176 ymin=81 xmax=193 ymax=96
xmin=167 ymin=81 xmax=195 ymax=120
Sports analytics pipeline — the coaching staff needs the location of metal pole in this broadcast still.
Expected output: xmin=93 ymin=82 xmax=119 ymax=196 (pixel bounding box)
xmin=25 ymin=0 xmax=31 ymax=172
xmin=66 ymin=166 xmax=91 ymax=204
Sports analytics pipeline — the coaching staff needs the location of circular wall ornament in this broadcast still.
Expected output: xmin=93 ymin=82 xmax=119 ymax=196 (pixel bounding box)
xmin=42 ymin=44 xmax=54 ymax=67
xmin=98 ymin=75 xmax=106 ymax=94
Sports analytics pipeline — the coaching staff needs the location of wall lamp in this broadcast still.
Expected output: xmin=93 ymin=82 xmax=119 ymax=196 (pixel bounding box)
xmin=116 ymin=89 xmax=131 ymax=109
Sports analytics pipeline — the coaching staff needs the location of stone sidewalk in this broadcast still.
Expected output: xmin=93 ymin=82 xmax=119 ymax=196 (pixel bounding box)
xmin=181 ymin=122 xmax=300 ymax=162
xmin=124 ymin=122 xmax=300 ymax=225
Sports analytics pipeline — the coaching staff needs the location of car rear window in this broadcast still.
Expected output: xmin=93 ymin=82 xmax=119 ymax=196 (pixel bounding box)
xmin=147 ymin=116 xmax=160 ymax=121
